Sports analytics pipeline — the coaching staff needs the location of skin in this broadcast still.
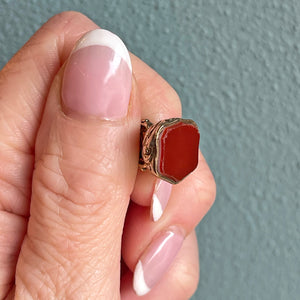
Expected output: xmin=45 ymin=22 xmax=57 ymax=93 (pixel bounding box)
xmin=0 ymin=12 xmax=216 ymax=300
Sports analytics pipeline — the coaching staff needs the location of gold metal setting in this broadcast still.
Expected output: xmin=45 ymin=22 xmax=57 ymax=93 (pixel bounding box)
xmin=139 ymin=118 xmax=198 ymax=184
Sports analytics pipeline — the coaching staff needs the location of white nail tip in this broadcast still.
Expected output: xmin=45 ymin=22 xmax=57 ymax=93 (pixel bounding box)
xmin=152 ymin=194 xmax=163 ymax=222
xmin=74 ymin=29 xmax=132 ymax=72
xmin=133 ymin=260 xmax=151 ymax=296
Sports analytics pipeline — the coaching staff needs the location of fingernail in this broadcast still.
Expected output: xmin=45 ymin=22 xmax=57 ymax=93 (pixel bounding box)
xmin=151 ymin=179 xmax=172 ymax=222
xmin=62 ymin=29 xmax=132 ymax=119
xmin=133 ymin=227 xmax=184 ymax=296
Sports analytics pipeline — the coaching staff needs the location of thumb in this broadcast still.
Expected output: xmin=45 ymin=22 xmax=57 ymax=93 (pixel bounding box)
xmin=16 ymin=29 xmax=139 ymax=299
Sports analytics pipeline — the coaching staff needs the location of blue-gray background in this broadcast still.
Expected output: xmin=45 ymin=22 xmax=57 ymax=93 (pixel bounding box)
xmin=0 ymin=1 xmax=299 ymax=299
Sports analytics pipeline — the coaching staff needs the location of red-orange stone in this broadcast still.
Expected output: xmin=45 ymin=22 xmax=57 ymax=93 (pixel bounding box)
xmin=158 ymin=122 xmax=200 ymax=183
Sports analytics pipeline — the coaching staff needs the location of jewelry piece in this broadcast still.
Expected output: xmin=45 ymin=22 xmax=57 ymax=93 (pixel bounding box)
xmin=139 ymin=118 xmax=200 ymax=184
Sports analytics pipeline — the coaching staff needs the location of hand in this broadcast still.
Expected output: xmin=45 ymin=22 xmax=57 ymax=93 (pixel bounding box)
xmin=0 ymin=12 xmax=216 ymax=299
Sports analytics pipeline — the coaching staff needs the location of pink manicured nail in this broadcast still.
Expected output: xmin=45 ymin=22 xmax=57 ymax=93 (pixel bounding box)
xmin=151 ymin=179 xmax=172 ymax=222
xmin=133 ymin=227 xmax=184 ymax=296
xmin=62 ymin=29 xmax=132 ymax=119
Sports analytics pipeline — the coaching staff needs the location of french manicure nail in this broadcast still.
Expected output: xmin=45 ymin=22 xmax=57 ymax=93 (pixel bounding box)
xmin=133 ymin=227 xmax=184 ymax=296
xmin=62 ymin=29 xmax=132 ymax=119
xmin=151 ymin=179 xmax=172 ymax=222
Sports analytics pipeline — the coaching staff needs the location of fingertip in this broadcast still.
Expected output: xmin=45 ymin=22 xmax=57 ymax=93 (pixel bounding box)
xmin=133 ymin=260 xmax=151 ymax=296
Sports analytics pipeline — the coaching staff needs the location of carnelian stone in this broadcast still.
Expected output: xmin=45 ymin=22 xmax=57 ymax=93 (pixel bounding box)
xmin=158 ymin=122 xmax=200 ymax=183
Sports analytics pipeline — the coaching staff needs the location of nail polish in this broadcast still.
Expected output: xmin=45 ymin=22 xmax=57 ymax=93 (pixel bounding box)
xmin=62 ymin=29 xmax=132 ymax=119
xmin=133 ymin=227 xmax=184 ymax=296
xmin=151 ymin=179 xmax=172 ymax=222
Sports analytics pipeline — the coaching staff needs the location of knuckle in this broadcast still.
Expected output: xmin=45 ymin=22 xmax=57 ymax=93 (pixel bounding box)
xmin=47 ymin=11 xmax=89 ymax=27
xmin=158 ymin=82 xmax=182 ymax=116
xmin=192 ymin=163 xmax=217 ymax=211
xmin=140 ymin=71 xmax=182 ymax=119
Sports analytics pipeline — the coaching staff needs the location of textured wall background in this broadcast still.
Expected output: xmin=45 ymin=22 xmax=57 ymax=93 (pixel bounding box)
xmin=0 ymin=1 xmax=299 ymax=299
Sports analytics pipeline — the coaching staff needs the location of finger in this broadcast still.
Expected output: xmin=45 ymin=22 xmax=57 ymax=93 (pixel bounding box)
xmin=129 ymin=55 xmax=214 ymax=224
xmin=130 ymin=54 xmax=182 ymax=208
xmin=121 ymin=231 xmax=199 ymax=299
xmin=122 ymin=159 xmax=215 ymax=296
xmin=15 ymin=29 xmax=139 ymax=298
xmin=0 ymin=11 xmax=98 ymax=299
